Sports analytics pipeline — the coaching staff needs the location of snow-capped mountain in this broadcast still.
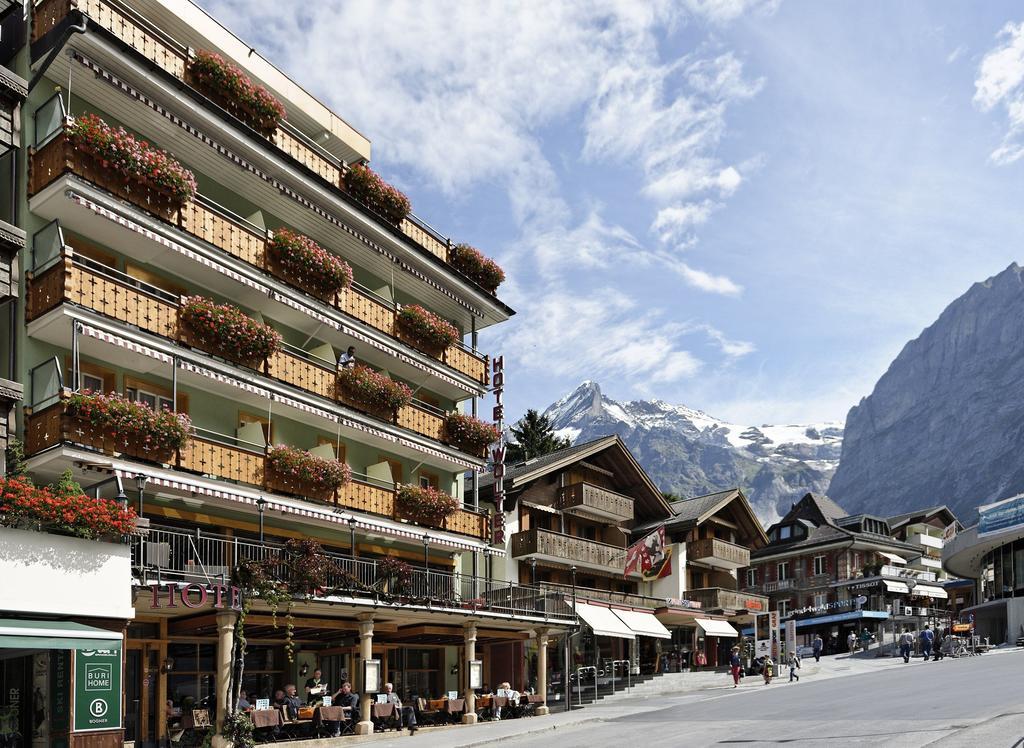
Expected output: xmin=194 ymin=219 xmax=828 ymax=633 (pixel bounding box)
xmin=538 ymin=381 xmax=843 ymax=525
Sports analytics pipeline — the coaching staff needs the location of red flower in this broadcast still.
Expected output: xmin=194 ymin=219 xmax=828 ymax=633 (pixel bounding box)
xmin=396 ymin=305 xmax=460 ymax=351
xmin=342 ymin=164 xmax=411 ymax=225
xmin=449 ymin=243 xmax=505 ymax=293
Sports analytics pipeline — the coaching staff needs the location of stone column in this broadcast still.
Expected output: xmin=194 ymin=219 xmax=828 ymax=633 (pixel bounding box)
xmin=355 ymin=615 xmax=374 ymax=735
xmin=461 ymin=621 xmax=478 ymax=724
xmin=214 ymin=611 xmax=236 ymax=735
xmin=535 ymin=627 xmax=550 ymax=715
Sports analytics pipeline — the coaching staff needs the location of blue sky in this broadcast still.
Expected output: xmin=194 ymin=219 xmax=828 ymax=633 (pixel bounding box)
xmin=199 ymin=0 xmax=1024 ymax=426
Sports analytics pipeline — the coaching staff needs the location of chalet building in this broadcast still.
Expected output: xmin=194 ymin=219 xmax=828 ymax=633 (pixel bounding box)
xmin=0 ymin=1 xmax=574 ymax=745
xmin=631 ymin=489 xmax=769 ymax=670
xmin=743 ymin=494 xmax=952 ymax=652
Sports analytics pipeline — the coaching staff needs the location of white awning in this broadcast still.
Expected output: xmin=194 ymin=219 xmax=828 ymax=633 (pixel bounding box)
xmin=912 ymin=584 xmax=948 ymax=599
xmin=880 ymin=552 xmax=907 ymax=564
xmin=574 ymin=602 xmax=635 ymax=639
xmin=695 ymin=618 xmax=739 ymax=638
xmin=612 ymin=608 xmax=671 ymax=639
xmin=883 ymin=580 xmax=910 ymax=594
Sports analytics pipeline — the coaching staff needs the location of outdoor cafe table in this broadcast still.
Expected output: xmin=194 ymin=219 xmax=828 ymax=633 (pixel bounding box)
xmin=371 ymin=702 xmax=395 ymax=719
xmin=446 ymin=698 xmax=466 ymax=717
xmin=251 ymin=709 xmax=283 ymax=729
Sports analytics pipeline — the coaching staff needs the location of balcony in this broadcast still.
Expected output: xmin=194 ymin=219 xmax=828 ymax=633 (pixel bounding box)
xmin=510 ymin=529 xmax=626 ymax=574
xmin=135 ymin=524 xmax=572 ymax=621
xmin=880 ymin=564 xmax=936 ymax=582
xmin=687 ymin=537 xmax=750 ymax=570
xmin=23 ymin=401 xmax=490 ymax=541
xmin=912 ymin=533 xmax=944 ymax=550
xmin=687 ymin=587 xmax=769 ymax=613
xmin=554 ymin=482 xmax=634 ymax=523
xmin=30 ymin=0 xmax=483 ymax=282
xmin=535 ymin=581 xmax=660 ymax=610
xmin=27 ymin=132 xmax=489 ymax=386
xmin=764 ymin=579 xmax=795 ymax=592
xmin=24 ymin=253 xmax=487 ymax=460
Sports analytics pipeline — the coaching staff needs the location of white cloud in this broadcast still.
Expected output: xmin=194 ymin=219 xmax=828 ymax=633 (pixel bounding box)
xmin=947 ymin=44 xmax=967 ymax=64
xmin=684 ymin=322 xmax=756 ymax=357
xmin=681 ymin=0 xmax=780 ymax=24
xmin=974 ymin=21 xmax=1024 ymax=164
xmin=652 ymin=200 xmax=720 ymax=242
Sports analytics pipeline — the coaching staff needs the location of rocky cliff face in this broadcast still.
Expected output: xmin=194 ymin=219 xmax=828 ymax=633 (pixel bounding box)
xmin=829 ymin=262 xmax=1024 ymax=523
xmin=538 ymin=381 xmax=843 ymax=524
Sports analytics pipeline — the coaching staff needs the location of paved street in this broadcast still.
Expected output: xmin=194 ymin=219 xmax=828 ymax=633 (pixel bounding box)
xmin=378 ymin=649 xmax=1024 ymax=748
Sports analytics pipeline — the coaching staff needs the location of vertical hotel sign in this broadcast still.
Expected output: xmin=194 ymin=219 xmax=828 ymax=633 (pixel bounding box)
xmin=73 ymin=649 xmax=122 ymax=732
xmin=490 ymin=355 xmax=506 ymax=543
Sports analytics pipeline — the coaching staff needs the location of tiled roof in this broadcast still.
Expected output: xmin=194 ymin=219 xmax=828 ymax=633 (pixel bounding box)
xmin=807 ymin=493 xmax=849 ymax=521
xmin=886 ymin=505 xmax=956 ymax=529
xmin=476 ymin=436 xmax=615 ymax=490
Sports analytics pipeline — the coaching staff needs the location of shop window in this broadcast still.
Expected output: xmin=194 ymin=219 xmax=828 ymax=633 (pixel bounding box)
xmin=777 ymin=562 xmax=789 ymax=581
xmin=813 ymin=555 xmax=826 ymax=576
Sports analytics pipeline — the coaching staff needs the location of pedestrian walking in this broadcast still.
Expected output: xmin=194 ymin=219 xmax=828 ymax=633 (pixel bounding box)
xmin=762 ymin=655 xmax=774 ymax=685
xmin=898 ymin=630 xmax=914 ymax=663
xmin=847 ymin=631 xmax=857 ymax=655
xmin=787 ymin=652 xmax=800 ymax=682
xmin=812 ymin=634 xmax=823 ymax=663
xmin=729 ymin=646 xmax=742 ymax=688
xmin=919 ymin=625 xmax=934 ymax=661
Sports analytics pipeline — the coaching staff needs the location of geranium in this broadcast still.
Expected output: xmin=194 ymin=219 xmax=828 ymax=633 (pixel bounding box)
xmin=396 ymin=305 xmax=459 ymax=351
xmin=396 ymin=483 xmax=459 ymax=526
xmin=66 ymin=113 xmax=196 ymax=204
xmin=449 ymin=243 xmax=505 ymax=293
xmin=188 ymin=50 xmax=286 ymax=135
xmin=180 ymin=297 xmax=282 ymax=365
xmin=268 ymin=229 xmax=352 ymax=298
xmin=342 ymin=164 xmax=411 ymax=225
xmin=337 ymin=364 xmax=412 ymax=413
xmin=376 ymin=555 xmax=414 ymax=596
xmin=0 ymin=474 xmax=137 ymax=540
xmin=66 ymin=390 xmax=191 ymax=454
xmin=443 ymin=413 xmax=500 ymax=456
xmin=266 ymin=445 xmax=351 ymax=491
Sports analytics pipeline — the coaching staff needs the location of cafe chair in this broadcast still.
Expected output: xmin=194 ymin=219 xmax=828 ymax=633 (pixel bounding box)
xmin=415 ymin=697 xmax=442 ymax=725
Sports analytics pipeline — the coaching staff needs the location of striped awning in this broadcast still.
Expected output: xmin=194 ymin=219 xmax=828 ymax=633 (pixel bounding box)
xmin=272 ymin=291 xmax=341 ymax=330
xmin=178 ymin=360 xmax=272 ymax=398
xmin=78 ymin=322 xmax=173 ymax=363
xmin=342 ymin=324 xmax=466 ymax=390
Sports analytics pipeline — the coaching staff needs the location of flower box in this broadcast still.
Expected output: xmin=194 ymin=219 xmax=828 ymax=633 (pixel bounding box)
xmin=0 ymin=475 xmax=138 ymax=541
xmin=342 ymin=164 xmax=411 ymax=225
xmin=65 ymin=390 xmax=191 ymax=464
xmin=396 ymin=305 xmax=459 ymax=355
xmin=65 ymin=114 xmax=196 ymax=219
xmin=443 ymin=413 xmax=500 ymax=457
xmin=265 ymin=445 xmax=351 ymax=503
xmin=186 ymin=51 xmax=286 ymax=136
xmin=376 ymin=555 xmax=413 ymax=597
xmin=336 ymin=365 xmax=412 ymax=420
xmin=449 ymin=243 xmax=505 ymax=293
xmin=179 ymin=296 xmax=282 ymax=368
xmin=267 ymin=228 xmax=353 ymax=301
xmin=396 ymin=483 xmax=459 ymax=528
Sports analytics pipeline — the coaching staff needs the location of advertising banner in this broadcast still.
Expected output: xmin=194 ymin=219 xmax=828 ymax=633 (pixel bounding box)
xmin=754 ymin=612 xmax=771 ymax=657
xmin=623 ymin=526 xmax=672 ymax=581
xmin=978 ymin=493 xmax=1024 ymax=537
xmin=785 ymin=619 xmax=797 ymax=657
xmin=73 ymin=648 xmax=122 ymax=732
xmin=769 ymin=610 xmax=780 ymax=659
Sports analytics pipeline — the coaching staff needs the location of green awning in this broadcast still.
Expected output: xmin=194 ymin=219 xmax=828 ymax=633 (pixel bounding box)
xmin=0 ymin=619 xmax=122 ymax=650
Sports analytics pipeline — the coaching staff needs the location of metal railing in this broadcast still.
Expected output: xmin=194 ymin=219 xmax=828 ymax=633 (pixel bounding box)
xmin=134 ymin=524 xmax=573 ymax=621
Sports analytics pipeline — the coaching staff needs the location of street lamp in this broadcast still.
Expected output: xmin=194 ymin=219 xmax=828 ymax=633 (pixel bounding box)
xmin=256 ymin=498 xmax=266 ymax=542
xmin=116 ymin=486 xmax=128 ymax=512
xmin=906 ymin=578 xmax=919 ymax=650
xmin=423 ymin=534 xmax=430 ymax=570
xmin=530 ymin=557 xmax=537 ymax=586
xmin=135 ymin=474 xmax=148 ymax=518
xmin=347 ymin=517 xmax=357 ymax=558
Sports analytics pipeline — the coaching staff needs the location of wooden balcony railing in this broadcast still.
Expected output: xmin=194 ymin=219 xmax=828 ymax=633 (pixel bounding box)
xmin=28 ymin=131 xmax=488 ymax=385
xmin=686 ymin=537 xmax=751 ymax=569
xmin=510 ymin=528 xmax=626 ymax=569
xmin=687 ymin=587 xmax=769 ymax=613
xmin=555 ymin=481 xmax=634 ymax=522
xmin=25 ymin=255 xmax=466 ymax=455
xmin=24 ymin=399 xmax=489 ymax=540
xmin=32 ymin=0 xmax=467 ymax=270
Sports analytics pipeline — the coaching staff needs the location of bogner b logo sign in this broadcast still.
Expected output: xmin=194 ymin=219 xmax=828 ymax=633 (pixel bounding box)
xmin=148 ymin=582 xmax=244 ymax=611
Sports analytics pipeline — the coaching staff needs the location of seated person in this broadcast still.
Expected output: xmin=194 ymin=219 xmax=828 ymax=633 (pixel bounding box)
xmin=326 ymin=681 xmax=359 ymax=736
xmin=377 ymin=682 xmax=417 ymax=734
xmin=494 ymin=682 xmax=520 ymax=720
xmin=280 ymin=684 xmax=302 ymax=720
xmin=304 ymin=669 xmax=328 ymax=707
xmin=272 ymin=689 xmax=286 ymax=708
xmin=236 ymin=689 xmax=251 ymax=711
xmin=476 ymin=683 xmax=493 ymax=696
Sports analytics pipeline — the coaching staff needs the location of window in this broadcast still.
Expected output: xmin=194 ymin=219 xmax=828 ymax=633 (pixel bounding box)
xmin=777 ymin=600 xmax=789 ymax=617
xmin=316 ymin=437 xmax=346 ymax=461
xmin=378 ymin=456 xmax=404 ymax=484
xmin=239 ymin=412 xmax=273 ymax=443
xmin=82 ymin=372 xmax=104 ymax=393
xmin=417 ymin=471 xmax=440 ymax=489
xmin=746 ymin=568 xmax=757 ymax=587
xmin=813 ymin=555 xmax=826 ymax=576
xmin=813 ymin=593 xmax=828 ymax=607
xmin=125 ymin=376 xmax=185 ymax=413
xmin=126 ymin=262 xmax=185 ymax=297
xmin=70 ymin=360 xmax=115 ymax=394
xmin=581 ymin=525 xmax=597 ymax=541
xmin=777 ymin=562 xmax=790 ymax=581
xmin=780 ymin=525 xmax=792 ymax=540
